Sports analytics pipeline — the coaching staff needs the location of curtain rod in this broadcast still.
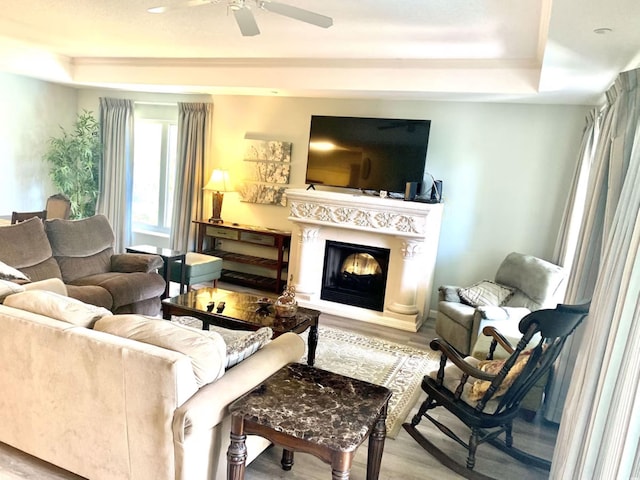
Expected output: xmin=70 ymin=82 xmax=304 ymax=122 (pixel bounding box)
xmin=133 ymin=101 xmax=177 ymax=106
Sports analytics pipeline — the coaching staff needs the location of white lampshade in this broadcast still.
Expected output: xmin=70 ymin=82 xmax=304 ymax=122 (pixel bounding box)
xmin=203 ymin=169 xmax=231 ymax=224
xmin=203 ymin=169 xmax=230 ymax=192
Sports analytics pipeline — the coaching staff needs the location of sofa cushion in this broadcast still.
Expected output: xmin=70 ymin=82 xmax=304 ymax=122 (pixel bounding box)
xmin=0 ymin=217 xmax=63 ymax=282
xmin=65 ymin=284 xmax=114 ymax=310
xmin=94 ymin=315 xmax=227 ymax=387
xmin=0 ymin=260 xmax=31 ymax=284
xmin=70 ymin=272 xmax=166 ymax=310
xmin=3 ymin=290 xmax=113 ymax=328
xmin=45 ymin=215 xmax=115 ymax=282
xmin=458 ymin=280 xmax=514 ymax=307
xmin=0 ymin=279 xmax=25 ymax=301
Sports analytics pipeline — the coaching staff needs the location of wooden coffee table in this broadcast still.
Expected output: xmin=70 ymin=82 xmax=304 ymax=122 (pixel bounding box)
xmin=162 ymin=287 xmax=321 ymax=366
xmin=227 ymin=363 xmax=392 ymax=480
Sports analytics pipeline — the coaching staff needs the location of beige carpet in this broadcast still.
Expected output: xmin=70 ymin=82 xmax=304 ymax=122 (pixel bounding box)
xmin=300 ymin=326 xmax=439 ymax=438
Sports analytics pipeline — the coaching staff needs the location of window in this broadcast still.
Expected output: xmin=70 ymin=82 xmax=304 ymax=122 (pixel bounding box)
xmin=132 ymin=104 xmax=178 ymax=235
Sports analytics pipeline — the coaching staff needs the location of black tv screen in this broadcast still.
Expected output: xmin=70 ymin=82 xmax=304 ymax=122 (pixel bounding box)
xmin=305 ymin=115 xmax=431 ymax=194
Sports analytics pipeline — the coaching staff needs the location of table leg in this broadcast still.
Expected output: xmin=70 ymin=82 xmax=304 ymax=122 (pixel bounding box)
xmin=307 ymin=324 xmax=319 ymax=366
xmin=331 ymin=453 xmax=352 ymax=480
xmin=161 ymin=258 xmax=170 ymax=299
xmin=227 ymin=415 xmax=247 ymax=480
xmin=179 ymin=254 xmax=186 ymax=294
xmin=281 ymin=449 xmax=294 ymax=471
xmin=366 ymin=404 xmax=388 ymax=480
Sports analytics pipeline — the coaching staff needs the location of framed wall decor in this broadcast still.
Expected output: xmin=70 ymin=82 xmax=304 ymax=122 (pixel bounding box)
xmin=240 ymin=139 xmax=292 ymax=206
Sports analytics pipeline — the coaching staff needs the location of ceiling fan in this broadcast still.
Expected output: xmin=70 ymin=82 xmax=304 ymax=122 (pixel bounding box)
xmin=148 ymin=0 xmax=333 ymax=37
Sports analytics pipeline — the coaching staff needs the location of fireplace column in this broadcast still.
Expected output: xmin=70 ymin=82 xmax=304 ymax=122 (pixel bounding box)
xmin=387 ymin=238 xmax=423 ymax=315
xmin=293 ymin=224 xmax=321 ymax=295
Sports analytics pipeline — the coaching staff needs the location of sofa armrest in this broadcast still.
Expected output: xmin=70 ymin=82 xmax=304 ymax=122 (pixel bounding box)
xmin=438 ymin=285 xmax=462 ymax=303
xmin=173 ymin=332 xmax=305 ymax=441
xmin=111 ymin=253 xmax=164 ymax=273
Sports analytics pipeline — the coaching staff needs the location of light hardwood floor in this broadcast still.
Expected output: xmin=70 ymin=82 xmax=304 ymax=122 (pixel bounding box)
xmin=0 ymin=284 xmax=556 ymax=479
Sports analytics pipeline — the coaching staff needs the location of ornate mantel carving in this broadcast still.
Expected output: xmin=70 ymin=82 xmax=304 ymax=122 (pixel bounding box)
xmin=287 ymin=189 xmax=435 ymax=237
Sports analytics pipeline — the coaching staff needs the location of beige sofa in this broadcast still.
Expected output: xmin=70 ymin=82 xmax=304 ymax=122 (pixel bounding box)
xmin=0 ymin=215 xmax=166 ymax=315
xmin=0 ymin=279 xmax=305 ymax=480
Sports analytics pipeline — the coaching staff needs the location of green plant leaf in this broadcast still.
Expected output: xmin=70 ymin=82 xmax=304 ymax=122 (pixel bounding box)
xmin=44 ymin=110 xmax=102 ymax=219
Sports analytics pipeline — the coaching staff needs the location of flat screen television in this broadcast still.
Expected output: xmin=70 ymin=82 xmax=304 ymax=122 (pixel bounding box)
xmin=305 ymin=115 xmax=431 ymax=194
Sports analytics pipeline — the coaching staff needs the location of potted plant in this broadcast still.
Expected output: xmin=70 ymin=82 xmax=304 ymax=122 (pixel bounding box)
xmin=44 ymin=110 xmax=101 ymax=219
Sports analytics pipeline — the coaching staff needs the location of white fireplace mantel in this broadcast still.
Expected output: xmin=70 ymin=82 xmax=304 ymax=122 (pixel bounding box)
xmin=286 ymin=188 xmax=444 ymax=332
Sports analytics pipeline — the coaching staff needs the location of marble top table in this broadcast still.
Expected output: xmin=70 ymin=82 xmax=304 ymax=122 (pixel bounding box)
xmin=227 ymin=363 xmax=392 ymax=480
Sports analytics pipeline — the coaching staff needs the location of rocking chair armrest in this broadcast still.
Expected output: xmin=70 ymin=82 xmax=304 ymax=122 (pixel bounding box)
xmin=481 ymin=326 xmax=515 ymax=355
xmin=429 ymin=338 xmax=496 ymax=382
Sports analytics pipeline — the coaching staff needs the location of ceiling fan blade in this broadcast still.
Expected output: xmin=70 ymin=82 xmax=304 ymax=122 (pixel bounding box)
xmin=233 ymin=7 xmax=260 ymax=36
xmin=148 ymin=0 xmax=214 ymax=14
xmin=261 ymin=1 xmax=333 ymax=28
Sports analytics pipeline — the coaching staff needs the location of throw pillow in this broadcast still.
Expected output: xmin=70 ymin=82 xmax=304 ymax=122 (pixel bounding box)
xmin=468 ymin=350 xmax=533 ymax=401
xmin=94 ymin=315 xmax=227 ymax=387
xmin=210 ymin=325 xmax=273 ymax=369
xmin=0 ymin=260 xmax=30 ymax=284
xmin=0 ymin=279 xmax=26 ymax=302
xmin=458 ymin=280 xmax=514 ymax=307
xmin=171 ymin=316 xmax=273 ymax=369
xmin=3 ymin=290 xmax=112 ymax=328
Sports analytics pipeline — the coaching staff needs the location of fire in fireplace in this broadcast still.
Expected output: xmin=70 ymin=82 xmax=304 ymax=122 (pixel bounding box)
xmin=321 ymin=240 xmax=390 ymax=311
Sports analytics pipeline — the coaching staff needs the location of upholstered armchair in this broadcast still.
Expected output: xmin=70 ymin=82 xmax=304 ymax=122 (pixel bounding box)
xmin=435 ymin=252 xmax=567 ymax=357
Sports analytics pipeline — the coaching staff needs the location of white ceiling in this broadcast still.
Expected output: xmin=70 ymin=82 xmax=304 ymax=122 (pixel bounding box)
xmin=1 ymin=0 xmax=639 ymax=104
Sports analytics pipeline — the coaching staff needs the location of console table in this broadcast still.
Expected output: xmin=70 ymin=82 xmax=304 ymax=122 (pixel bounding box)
xmin=193 ymin=220 xmax=291 ymax=293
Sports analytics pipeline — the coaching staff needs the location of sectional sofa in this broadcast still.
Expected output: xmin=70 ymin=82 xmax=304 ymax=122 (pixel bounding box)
xmin=0 ymin=278 xmax=305 ymax=480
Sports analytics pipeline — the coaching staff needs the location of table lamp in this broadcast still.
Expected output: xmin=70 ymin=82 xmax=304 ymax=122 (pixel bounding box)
xmin=203 ymin=169 xmax=230 ymax=224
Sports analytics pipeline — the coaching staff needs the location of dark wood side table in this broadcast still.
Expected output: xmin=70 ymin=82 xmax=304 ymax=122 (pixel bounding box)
xmin=227 ymin=363 xmax=392 ymax=480
xmin=126 ymin=244 xmax=186 ymax=299
xmin=162 ymin=287 xmax=320 ymax=366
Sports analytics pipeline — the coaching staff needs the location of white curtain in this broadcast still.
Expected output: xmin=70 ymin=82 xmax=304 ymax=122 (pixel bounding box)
xmin=551 ymin=69 xmax=640 ymax=478
xmin=544 ymin=104 xmax=610 ymax=422
xmin=170 ymin=102 xmax=212 ymax=252
xmin=97 ymin=97 xmax=134 ymax=253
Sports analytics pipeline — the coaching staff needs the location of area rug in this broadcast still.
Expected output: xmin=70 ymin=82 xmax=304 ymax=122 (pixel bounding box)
xmin=299 ymin=326 xmax=439 ymax=438
xmin=171 ymin=316 xmax=438 ymax=439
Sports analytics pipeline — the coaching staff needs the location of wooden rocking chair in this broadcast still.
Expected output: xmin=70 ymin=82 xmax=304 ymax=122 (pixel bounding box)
xmin=403 ymin=302 xmax=590 ymax=480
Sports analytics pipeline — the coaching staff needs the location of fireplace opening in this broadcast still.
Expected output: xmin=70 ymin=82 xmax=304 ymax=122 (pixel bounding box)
xmin=321 ymin=240 xmax=390 ymax=311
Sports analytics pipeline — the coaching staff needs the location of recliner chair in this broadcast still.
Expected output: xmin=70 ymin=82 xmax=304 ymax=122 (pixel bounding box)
xmin=435 ymin=252 xmax=566 ymax=357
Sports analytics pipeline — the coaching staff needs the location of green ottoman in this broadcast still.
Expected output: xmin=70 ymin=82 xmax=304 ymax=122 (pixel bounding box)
xmin=166 ymin=252 xmax=223 ymax=290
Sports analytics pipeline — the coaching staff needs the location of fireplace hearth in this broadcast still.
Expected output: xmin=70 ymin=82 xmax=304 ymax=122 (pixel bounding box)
xmin=321 ymin=240 xmax=390 ymax=311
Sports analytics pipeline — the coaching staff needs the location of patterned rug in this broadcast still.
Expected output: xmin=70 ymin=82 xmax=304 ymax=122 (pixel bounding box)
xmin=172 ymin=316 xmax=438 ymax=439
xmin=299 ymin=326 xmax=439 ymax=438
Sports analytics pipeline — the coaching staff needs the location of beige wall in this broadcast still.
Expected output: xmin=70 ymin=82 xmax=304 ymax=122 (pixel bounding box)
xmin=0 ymin=72 xmax=77 ymax=214
xmin=8 ymin=76 xmax=591 ymax=311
